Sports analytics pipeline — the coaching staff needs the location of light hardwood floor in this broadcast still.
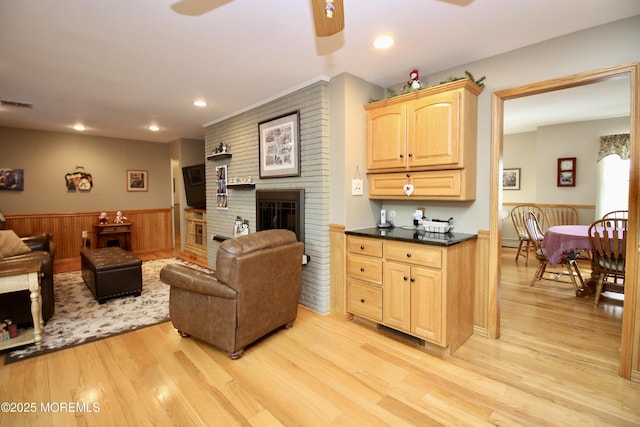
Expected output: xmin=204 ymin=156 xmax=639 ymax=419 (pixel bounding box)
xmin=1 ymin=248 xmax=640 ymax=426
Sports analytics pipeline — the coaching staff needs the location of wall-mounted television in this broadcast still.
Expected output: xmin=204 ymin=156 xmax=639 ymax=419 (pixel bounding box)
xmin=182 ymin=163 xmax=206 ymax=209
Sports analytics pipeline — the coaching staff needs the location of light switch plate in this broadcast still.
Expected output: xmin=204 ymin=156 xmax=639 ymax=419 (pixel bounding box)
xmin=351 ymin=178 xmax=363 ymax=196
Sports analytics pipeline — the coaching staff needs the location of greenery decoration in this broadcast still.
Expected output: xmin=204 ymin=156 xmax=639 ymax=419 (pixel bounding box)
xmin=439 ymin=70 xmax=486 ymax=88
xmin=369 ymin=70 xmax=486 ymax=103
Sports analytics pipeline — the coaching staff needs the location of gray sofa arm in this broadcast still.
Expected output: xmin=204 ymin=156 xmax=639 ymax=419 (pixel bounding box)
xmin=160 ymin=264 xmax=237 ymax=299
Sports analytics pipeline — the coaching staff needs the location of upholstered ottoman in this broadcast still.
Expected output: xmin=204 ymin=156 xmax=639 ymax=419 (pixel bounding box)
xmin=81 ymin=247 xmax=142 ymax=304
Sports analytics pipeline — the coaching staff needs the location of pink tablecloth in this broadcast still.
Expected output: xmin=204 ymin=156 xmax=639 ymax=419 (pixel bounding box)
xmin=543 ymin=225 xmax=590 ymax=266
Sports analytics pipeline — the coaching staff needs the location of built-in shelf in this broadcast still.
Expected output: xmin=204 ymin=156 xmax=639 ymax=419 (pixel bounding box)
xmin=227 ymin=183 xmax=255 ymax=189
xmin=206 ymin=152 xmax=232 ymax=161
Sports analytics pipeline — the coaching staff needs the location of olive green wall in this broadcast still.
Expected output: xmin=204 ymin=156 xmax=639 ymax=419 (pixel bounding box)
xmin=0 ymin=127 xmax=172 ymax=215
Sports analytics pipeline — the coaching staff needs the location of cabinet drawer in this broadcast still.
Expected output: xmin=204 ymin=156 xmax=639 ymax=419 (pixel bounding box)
xmin=347 ymin=236 xmax=383 ymax=257
xmin=369 ymin=170 xmax=463 ymax=200
xmin=384 ymin=241 xmax=442 ymax=269
xmin=347 ymin=279 xmax=382 ymax=322
xmin=347 ymin=254 xmax=382 ymax=284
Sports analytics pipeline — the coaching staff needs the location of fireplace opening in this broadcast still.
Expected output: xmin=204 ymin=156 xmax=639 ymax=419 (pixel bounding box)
xmin=256 ymin=189 xmax=304 ymax=242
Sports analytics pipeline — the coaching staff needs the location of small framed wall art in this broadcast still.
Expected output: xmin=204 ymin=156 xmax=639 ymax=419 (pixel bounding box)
xmin=503 ymin=168 xmax=521 ymax=190
xmin=127 ymin=169 xmax=148 ymax=192
xmin=557 ymin=157 xmax=576 ymax=187
xmin=258 ymin=110 xmax=300 ymax=179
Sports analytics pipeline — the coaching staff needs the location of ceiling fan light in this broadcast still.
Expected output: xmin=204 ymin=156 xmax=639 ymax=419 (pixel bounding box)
xmin=325 ymin=0 xmax=335 ymax=18
xmin=373 ymin=36 xmax=394 ymax=49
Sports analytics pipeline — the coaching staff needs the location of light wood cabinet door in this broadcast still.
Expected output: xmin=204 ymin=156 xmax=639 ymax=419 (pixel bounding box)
xmin=347 ymin=278 xmax=383 ymax=322
xmin=407 ymin=90 xmax=461 ymax=169
xmin=366 ymin=103 xmax=407 ymax=171
xmin=410 ymin=266 xmax=443 ymax=343
xmin=382 ymin=261 xmax=411 ymax=332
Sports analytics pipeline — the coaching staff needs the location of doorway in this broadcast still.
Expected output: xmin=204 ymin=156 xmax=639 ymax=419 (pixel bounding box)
xmin=488 ymin=63 xmax=640 ymax=378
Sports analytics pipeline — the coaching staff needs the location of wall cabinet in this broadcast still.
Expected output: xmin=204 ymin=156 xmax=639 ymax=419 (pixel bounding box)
xmin=184 ymin=208 xmax=207 ymax=260
xmin=346 ymin=235 xmax=475 ymax=354
xmin=364 ymin=79 xmax=482 ymax=201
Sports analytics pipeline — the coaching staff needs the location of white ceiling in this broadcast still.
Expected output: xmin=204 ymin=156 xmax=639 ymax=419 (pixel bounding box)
xmin=1 ymin=0 xmax=638 ymax=143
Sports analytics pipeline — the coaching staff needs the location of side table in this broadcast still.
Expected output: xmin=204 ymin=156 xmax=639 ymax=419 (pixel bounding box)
xmin=94 ymin=222 xmax=133 ymax=251
xmin=0 ymin=258 xmax=44 ymax=350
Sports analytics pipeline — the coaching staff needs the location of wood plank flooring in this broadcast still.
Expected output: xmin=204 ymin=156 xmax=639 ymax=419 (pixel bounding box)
xmin=2 ymin=247 xmax=640 ymax=426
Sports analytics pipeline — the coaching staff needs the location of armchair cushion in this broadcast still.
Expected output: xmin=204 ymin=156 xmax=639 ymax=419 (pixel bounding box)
xmin=0 ymin=230 xmax=31 ymax=259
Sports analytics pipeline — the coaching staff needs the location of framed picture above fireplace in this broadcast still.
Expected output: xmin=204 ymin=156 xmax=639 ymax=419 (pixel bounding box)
xmin=258 ymin=110 xmax=300 ymax=179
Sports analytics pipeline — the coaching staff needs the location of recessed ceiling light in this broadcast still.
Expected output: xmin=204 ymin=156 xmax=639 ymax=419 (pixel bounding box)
xmin=193 ymin=100 xmax=208 ymax=107
xmin=73 ymin=123 xmax=86 ymax=131
xmin=148 ymin=124 xmax=160 ymax=132
xmin=373 ymin=35 xmax=394 ymax=49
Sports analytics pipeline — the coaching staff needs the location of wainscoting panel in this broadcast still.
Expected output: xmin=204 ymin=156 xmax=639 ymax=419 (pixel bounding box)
xmin=474 ymin=230 xmax=490 ymax=336
xmin=5 ymin=208 xmax=173 ymax=262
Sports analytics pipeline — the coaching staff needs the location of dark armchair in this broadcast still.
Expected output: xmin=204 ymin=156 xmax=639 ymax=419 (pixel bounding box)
xmin=160 ymin=229 xmax=304 ymax=359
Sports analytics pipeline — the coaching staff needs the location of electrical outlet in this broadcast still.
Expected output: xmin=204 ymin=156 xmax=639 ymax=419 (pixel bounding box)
xmin=351 ymin=178 xmax=363 ymax=196
xmin=82 ymin=230 xmax=88 ymax=238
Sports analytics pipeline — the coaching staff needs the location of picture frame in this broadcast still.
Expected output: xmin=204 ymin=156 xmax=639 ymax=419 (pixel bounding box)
xmin=503 ymin=168 xmax=521 ymax=190
xmin=0 ymin=168 xmax=24 ymax=191
xmin=258 ymin=110 xmax=300 ymax=179
xmin=126 ymin=169 xmax=148 ymax=192
xmin=557 ymin=157 xmax=576 ymax=187
xmin=216 ymin=165 xmax=228 ymax=209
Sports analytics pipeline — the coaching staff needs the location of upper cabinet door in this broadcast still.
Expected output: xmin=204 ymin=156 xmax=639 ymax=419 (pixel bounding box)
xmin=366 ymin=103 xmax=407 ymax=170
xmin=407 ymin=90 xmax=461 ymax=169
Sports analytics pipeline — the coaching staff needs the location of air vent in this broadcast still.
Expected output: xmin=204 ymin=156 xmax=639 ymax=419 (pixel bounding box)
xmin=0 ymin=100 xmax=33 ymax=109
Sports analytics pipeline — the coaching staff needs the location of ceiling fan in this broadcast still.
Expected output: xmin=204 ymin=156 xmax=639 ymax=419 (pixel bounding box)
xmin=172 ymin=0 xmax=345 ymax=37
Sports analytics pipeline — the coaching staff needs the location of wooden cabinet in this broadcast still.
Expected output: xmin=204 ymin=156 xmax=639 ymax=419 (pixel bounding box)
xmin=346 ymin=236 xmax=383 ymax=322
xmin=184 ymin=209 xmax=207 ymax=260
xmin=368 ymin=169 xmax=475 ymax=200
xmin=346 ymin=235 xmax=476 ymax=354
xmin=365 ymin=79 xmax=482 ymax=201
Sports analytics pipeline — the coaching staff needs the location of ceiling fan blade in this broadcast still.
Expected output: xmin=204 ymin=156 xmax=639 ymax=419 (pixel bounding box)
xmin=171 ymin=0 xmax=233 ymax=16
xmin=311 ymin=0 xmax=344 ymax=37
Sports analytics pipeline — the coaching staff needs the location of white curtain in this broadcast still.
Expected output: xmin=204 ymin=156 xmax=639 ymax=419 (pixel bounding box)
xmin=595 ymin=133 xmax=630 ymax=219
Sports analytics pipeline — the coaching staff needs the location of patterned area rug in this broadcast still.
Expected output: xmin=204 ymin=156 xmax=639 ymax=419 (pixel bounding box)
xmin=4 ymin=257 xmax=210 ymax=364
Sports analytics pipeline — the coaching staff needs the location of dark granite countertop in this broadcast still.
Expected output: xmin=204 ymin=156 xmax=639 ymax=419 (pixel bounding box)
xmin=345 ymin=226 xmax=477 ymax=246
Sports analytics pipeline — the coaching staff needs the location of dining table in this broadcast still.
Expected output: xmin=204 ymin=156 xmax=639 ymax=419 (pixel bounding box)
xmin=543 ymin=225 xmax=594 ymax=296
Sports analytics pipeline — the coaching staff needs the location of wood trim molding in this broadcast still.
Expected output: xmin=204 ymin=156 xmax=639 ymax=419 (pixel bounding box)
xmin=329 ymin=224 xmax=351 ymax=319
xmin=473 ymin=230 xmax=490 ymax=337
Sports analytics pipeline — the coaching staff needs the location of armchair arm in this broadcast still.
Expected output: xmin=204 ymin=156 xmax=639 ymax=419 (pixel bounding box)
xmin=160 ymin=264 xmax=237 ymax=299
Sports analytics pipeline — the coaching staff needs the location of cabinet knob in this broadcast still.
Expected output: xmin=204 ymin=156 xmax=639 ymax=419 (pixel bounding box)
xmin=410 ymin=277 xmax=415 ymax=282
xmin=360 ymin=245 xmax=365 ymax=250
xmin=408 ymin=153 xmax=413 ymax=158
xmin=399 ymin=154 xmax=404 ymax=159
xmin=360 ymin=298 xmax=365 ymax=303
xmin=403 ymin=276 xmax=408 ymax=281
xmin=406 ymin=253 xmax=412 ymax=258
xmin=360 ymin=267 xmax=365 ymax=272
xmin=406 ymin=173 xmax=411 ymax=178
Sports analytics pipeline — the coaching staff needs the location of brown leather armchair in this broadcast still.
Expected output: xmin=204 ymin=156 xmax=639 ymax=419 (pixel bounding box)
xmin=160 ymin=229 xmax=304 ymax=359
xmin=0 ymin=232 xmax=56 ymax=325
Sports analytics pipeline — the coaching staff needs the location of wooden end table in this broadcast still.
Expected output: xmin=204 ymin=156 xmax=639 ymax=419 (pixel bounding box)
xmin=0 ymin=258 xmax=44 ymax=350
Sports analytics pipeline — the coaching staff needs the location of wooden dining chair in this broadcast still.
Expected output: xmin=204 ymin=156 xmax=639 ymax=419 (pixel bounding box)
xmin=602 ymin=210 xmax=628 ymax=229
xmin=588 ymin=218 xmax=627 ymax=306
xmin=511 ymin=205 xmax=544 ymax=266
xmin=544 ymin=206 xmax=578 ymax=229
xmin=523 ymin=210 xmax=583 ymax=290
